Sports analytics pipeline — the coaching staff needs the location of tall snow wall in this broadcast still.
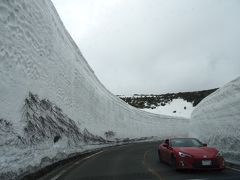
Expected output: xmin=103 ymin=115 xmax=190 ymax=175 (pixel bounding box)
xmin=0 ymin=0 xmax=188 ymax=178
xmin=0 ymin=0 xmax=188 ymax=139
xmin=190 ymin=77 xmax=240 ymax=165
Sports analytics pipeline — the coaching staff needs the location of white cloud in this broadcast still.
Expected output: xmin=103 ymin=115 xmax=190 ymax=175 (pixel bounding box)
xmin=52 ymin=0 xmax=240 ymax=95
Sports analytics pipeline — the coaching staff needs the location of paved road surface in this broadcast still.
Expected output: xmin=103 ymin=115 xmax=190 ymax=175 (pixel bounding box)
xmin=41 ymin=142 xmax=240 ymax=180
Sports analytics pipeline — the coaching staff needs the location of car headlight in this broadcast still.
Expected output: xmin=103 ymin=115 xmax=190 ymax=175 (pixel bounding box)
xmin=216 ymin=151 xmax=223 ymax=157
xmin=178 ymin=152 xmax=192 ymax=158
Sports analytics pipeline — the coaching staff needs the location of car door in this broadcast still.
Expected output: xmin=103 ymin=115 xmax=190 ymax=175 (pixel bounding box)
xmin=164 ymin=145 xmax=173 ymax=163
xmin=160 ymin=139 xmax=170 ymax=162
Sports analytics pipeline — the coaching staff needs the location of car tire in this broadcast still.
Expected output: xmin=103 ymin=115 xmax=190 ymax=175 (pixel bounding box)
xmin=158 ymin=150 xmax=163 ymax=162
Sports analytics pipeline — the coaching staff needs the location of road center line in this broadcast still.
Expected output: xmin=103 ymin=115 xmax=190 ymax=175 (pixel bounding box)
xmin=143 ymin=149 xmax=165 ymax=180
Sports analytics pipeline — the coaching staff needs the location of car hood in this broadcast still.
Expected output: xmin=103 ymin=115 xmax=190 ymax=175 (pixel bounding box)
xmin=174 ymin=147 xmax=218 ymax=158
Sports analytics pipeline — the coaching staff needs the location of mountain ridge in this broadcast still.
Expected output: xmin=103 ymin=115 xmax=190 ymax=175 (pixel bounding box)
xmin=118 ymin=88 xmax=218 ymax=109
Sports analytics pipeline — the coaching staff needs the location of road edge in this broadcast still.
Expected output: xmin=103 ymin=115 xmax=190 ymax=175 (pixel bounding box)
xmin=225 ymin=161 xmax=240 ymax=172
xmin=19 ymin=140 xmax=158 ymax=180
xmin=19 ymin=140 xmax=240 ymax=180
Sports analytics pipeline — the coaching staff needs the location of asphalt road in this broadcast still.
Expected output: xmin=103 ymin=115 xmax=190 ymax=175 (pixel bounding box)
xmin=41 ymin=142 xmax=240 ymax=180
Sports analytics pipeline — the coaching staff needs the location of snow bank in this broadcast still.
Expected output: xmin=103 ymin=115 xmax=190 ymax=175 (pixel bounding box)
xmin=190 ymin=77 xmax=240 ymax=165
xmin=0 ymin=0 xmax=188 ymax=178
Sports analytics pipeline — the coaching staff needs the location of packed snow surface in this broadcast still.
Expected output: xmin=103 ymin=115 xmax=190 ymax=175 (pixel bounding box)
xmin=0 ymin=0 xmax=189 ymax=178
xmin=143 ymin=99 xmax=194 ymax=118
xmin=190 ymin=77 xmax=240 ymax=165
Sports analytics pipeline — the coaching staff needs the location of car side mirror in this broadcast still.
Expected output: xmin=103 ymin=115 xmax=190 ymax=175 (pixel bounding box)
xmin=162 ymin=144 xmax=168 ymax=148
xmin=203 ymin=143 xmax=207 ymax=147
xmin=163 ymin=143 xmax=173 ymax=150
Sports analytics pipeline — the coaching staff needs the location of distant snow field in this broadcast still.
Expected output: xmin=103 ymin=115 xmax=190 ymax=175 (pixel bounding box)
xmin=142 ymin=99 xmax=194 ymax=118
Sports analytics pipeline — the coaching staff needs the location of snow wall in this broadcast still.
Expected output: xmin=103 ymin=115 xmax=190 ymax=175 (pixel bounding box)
xmin=190 ymin=77 xmax=240 ymax=165
xmin=0 ymin=0 xmax=188 ymax=178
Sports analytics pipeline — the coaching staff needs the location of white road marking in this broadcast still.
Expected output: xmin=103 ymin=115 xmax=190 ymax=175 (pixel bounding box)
xmin=227 ymin=166 xmax=240 ymax=172
xmin=74 ymin=161 xmax=79 ymax=165
xmin=185 ymin=179 xmax=208 ymax=180
xmin=50 ymin=151 xmax=103 ymax=180
xmin=50 ymin=170 xmax=67 ymax=180
xmin=82 ymin=151 xmax=103 ymax=160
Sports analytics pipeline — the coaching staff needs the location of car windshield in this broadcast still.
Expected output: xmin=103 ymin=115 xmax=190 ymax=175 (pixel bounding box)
xmin=170 ymin=138 xmax=203 ymax=147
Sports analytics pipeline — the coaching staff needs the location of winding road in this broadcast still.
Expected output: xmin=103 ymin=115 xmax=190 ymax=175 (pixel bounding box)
xmin=40 ymin=142 xmax=240 ymax=180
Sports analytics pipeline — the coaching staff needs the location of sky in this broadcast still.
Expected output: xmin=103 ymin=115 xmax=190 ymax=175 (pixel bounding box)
xmin=52 ymin=0 xmax=240 ymax=95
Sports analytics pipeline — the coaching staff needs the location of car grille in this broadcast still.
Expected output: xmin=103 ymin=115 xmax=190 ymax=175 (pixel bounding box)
xmin=192 ymin=159 xmax=220 ymax=169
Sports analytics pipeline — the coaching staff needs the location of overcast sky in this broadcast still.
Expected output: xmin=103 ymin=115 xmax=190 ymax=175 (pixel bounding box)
xmin=52 ymin=0 xmax=240 ymax=95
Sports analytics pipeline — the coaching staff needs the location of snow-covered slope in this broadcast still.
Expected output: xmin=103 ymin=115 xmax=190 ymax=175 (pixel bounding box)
xmin=143 ymin=98 xmax=194 ymax=118
xmin=190 ymin=77 xmax=240 ymax=165
xmin=0 ymin=0 xmax=188 ymax=178
xmin=119 ymin=89 xmax=217 ymax=118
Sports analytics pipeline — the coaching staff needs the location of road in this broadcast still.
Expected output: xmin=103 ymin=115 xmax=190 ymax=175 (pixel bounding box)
xmin=41 ymin=142 xmax=240 ymax=180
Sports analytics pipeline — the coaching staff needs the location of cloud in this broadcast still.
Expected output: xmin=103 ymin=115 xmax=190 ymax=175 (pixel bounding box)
xmin=52 ymin=0 xmax=240 ymax=95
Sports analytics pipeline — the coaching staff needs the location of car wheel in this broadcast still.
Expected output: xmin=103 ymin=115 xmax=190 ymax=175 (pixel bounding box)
xmin=158 ymin=150 xmax=163 ymax=162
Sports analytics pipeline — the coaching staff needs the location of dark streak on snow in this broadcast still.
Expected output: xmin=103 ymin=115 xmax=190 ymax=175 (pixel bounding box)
xmin=21 ymin=92 xmax=106 ymax=145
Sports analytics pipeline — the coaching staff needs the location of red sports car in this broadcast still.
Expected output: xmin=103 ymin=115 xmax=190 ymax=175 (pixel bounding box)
xmin=158 ymin=138 xmax=225 ymax=170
